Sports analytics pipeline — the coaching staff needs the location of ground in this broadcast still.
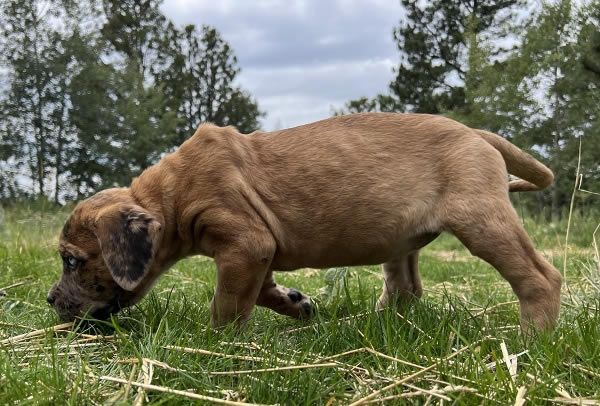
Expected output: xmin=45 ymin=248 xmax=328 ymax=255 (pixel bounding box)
xmin=0 ymin=204 xmax=599 ymax=405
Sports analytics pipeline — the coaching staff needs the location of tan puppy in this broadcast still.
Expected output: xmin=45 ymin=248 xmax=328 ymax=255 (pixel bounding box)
xmin=47 ymin=113 xmax=561 ymax=333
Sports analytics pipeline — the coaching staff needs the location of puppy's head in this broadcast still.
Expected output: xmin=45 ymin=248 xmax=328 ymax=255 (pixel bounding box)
xmin=47 ymin=188 xmax=163 ymax=321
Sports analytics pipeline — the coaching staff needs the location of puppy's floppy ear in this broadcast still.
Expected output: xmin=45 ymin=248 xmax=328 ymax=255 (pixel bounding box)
xmin=94 ymin=204 xmax=163 ymax=291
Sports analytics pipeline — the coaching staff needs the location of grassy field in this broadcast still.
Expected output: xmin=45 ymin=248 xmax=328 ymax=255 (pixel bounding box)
xmin=1 ymin=203 xmax=599 ymax=405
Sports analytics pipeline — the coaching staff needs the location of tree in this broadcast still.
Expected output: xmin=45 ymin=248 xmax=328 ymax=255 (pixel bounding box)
xmin=68 ymin=59 xmax=179 ymax=193
xmin=0 ymin=111 xmax=24 ymax=199
xmin=66 ymin=30 xmax=123 ymax=197
xmin=0 ymin=0 xmax=263 ymax=202
xmin=101 ymin=0 xmax=169 ymax=78
xmin=450 ymin=0 xmax=600 ymax=217
xmin=503 ymin=0 xmax=600 ymax=217
xmin=0 ymin=0 xmax=111 ymax=202
xmin=0 ymin=97 xmax=25 ymax=199
xmin=332 ymin=95 xmax=397 ymax=116
xmin=446 ymin=15 xmax=534 ymax=139
xmin=0 ymin=0 xmax=70 ymax=198
xmin=99 ymin=0 xmax=179 ymax=183
xmin=158 ymin=24 xmax=263 ymax=144
xmin=113 ymin=63 xmax=179 ymax=180
xmin=338 ymin=0 xmax=522 ymax=115
xmin=573 ymin=0 xmax=600 ymax=208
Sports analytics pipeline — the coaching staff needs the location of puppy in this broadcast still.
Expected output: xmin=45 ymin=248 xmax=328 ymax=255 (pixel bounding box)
xmin=47 ymin=113 xmax=561 ymax=333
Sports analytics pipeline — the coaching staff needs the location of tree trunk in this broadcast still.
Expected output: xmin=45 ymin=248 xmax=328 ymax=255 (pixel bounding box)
xmin=551 ymin=178 xmax=560 ymax=220
xmin=550 ymin=67 xmax=561 ymax=220
xmin=54 ymin=128 xmax=63 ymax=205
xmin=36 ymin=140 xmax=44 ymax=197
xmin=54 ymin=86 xmax=66 ymax=205
xmin=550 ymin=130 xmax=561 ymax=220
xmin=32 ymin=6 xmax=46 ymax=199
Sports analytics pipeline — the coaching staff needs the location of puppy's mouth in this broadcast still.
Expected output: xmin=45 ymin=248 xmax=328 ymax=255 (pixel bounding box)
xmin=90 ymin=300 xmax=123 ymax=320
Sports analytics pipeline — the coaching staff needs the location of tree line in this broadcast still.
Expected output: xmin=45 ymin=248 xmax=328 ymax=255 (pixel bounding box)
xmin=335 ymin=0 xmax=600 ymax=218
xmin=0 ymin=0 xmax=262 ymax=202
xmin=1 ymin=0 xmax=598 ymax=217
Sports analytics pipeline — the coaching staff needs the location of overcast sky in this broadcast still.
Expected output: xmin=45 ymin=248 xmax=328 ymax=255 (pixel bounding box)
xmin=161 ymin=0 xmax=403 ymax=131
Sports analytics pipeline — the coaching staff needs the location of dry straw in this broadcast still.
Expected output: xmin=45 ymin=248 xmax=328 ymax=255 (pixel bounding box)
xmin=162 ymin=345 xmax=273 ymax=363
xmin=348 ymin=337 xmax=494 ymax=405
xmin=100 ymin=376 xmax=272 ymax=406
xmin=0 ymin=322 xmax=73 ymax=345
xmin=207 ymin=363 xmax=338 ymax=376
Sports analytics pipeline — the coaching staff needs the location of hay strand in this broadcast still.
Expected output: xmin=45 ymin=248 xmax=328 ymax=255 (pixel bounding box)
xmin=1 ymin=322 xmax=73 ymax=345
xmin=100 ymin=376 xmax=271 ymax=405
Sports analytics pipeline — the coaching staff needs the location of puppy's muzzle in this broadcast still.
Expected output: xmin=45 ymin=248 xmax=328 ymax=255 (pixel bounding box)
xmin=46 ymin=283 xmax=84 ymax=322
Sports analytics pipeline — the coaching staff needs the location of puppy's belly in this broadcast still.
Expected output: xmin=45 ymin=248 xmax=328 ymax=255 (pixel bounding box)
xmin=270 ymin=231 xmax=439 ymax=271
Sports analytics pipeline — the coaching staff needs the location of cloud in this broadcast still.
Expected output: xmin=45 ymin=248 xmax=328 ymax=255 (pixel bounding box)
xmin=161 ymin=0 xmax=403 ymax=130
xmin=242 ymin=58 xmax=396 ymax=128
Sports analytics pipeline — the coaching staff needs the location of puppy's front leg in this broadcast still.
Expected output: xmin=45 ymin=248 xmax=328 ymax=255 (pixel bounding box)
xmin=211 ymin=256 xmax=269 ymax=328
xmin=210 ymin=237 xmax=275 ymax=328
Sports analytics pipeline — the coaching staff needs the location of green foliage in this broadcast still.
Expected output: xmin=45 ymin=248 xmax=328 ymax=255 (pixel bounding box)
xmin=338 ymin=0 xmax=522 ymax=114
xmin=1 ymin=207 xmax=600 ymax=404
xmin=390 ymin=0 xmax=518 ymax=114
xmin=331 ymin=95 xmax=397 ymax=116
xmin=111 ymin=63 xmax=179 ymax=182
xmin=101 ymin=0 xmax=168 ymax=77
xmin=157 ymin=24 xmax=264 ymax=144
xmin=0 ymin=0 xmax=73 ymax=198
xmin=450 ymin=0 xmax=600 ymax=216
xmin=508 ymin=0 xmax=599 ymax=216
xmin=317 ymin=267 xmax=349 ymax=305
xmin=338 ymin=0 xmax=600 ymax=216
xmin=0 ymin=0 xmax=263 ymax=201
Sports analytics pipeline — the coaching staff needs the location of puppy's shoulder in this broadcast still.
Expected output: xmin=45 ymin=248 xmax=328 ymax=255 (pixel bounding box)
xmin=176 ymin=123 xmax=237 ymax=154
xmin=190 ymin=123 xmax=234 ymax=143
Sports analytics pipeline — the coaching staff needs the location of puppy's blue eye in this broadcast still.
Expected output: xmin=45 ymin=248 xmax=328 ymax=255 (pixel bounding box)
xmin=66 ymin=256 xmax=78 ymax=268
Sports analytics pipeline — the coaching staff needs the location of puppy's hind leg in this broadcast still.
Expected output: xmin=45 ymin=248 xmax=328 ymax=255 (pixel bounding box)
xmin=256 ymin=271 xmax=315 ymax=319
xmin=446 ymin=198 xmax=562 ymax=334
xmin=377 ymin=251 xmax=423 ymax=310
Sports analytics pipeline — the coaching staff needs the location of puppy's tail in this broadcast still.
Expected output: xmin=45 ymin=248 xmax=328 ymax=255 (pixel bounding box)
xmin=475 ymin=129 xmax=553 ymax=192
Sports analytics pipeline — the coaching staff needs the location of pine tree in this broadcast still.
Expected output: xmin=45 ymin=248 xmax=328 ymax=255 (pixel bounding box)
xmin=513 ymin=0 xmax=594 ymax=216
xmin=0 ymin=0 xmax=264 ymax=200
xmin=101 ymin=0 xmax=168 ymax=78
xmin=574 ymin=0 xmax=600 ymax=207
xmin=66 ymin=28 xmax=123 ymax=197
xmin=99 ymin=0 xmax=179 ymax=183
xmin=157 ymin=24 xmax=263 ymax=144
xmin=338 ymin=0 xmax=522 ymax=114
xmin=453 ymin=0 xmax=600 ymax=217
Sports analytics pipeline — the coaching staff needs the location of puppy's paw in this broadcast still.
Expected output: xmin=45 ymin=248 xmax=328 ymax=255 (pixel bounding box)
xmin=258 ymin=285 xmax=316 ymax=319
xmin=287 ymin=289 xmax=316 ymax=319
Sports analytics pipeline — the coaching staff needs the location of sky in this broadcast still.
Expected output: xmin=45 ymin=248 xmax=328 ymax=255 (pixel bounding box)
xmin=160 ymin=0 xmax=403 ymax=131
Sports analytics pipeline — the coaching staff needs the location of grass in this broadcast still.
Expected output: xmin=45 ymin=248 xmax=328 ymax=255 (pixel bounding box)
xmin=1 ymin=203 xmax=599 ymax=405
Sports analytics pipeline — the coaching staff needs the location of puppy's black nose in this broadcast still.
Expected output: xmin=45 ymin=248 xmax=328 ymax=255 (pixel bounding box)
xmin=46 ymin=295 xmax=56 ymax=305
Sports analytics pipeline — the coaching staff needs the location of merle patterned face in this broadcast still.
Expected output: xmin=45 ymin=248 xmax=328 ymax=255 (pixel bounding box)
xmin=48 ymin=220 xmax=129 ymax=321
xmin=47 ymin=191 xmax=160 ymax=322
